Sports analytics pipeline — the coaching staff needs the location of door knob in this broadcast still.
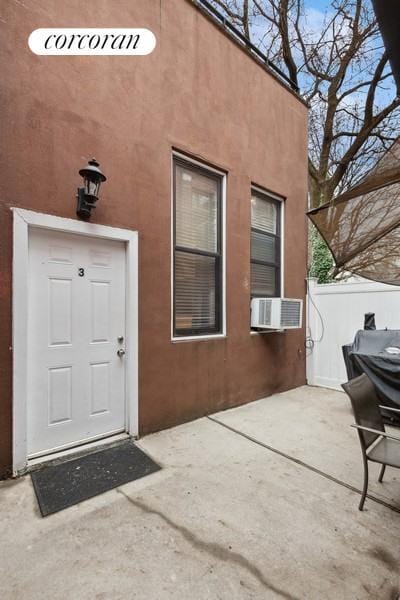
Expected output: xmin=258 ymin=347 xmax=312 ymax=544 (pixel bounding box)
xmin=117 ymin=349 xmax=126 ymax=357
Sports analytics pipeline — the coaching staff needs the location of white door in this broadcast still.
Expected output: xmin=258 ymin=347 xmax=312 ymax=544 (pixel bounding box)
xmin=27 ymin=228 xmax=126 ymax=457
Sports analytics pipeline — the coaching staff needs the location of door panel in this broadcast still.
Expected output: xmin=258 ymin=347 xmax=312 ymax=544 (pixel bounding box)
xmin=27 ymin=229 xmax=126 ymax=457
xmin=49 ymin=278 xmax=73 ymax=345
xmin=91 ymin=280 xmax=111 ymax=343
xmin=90 ymin=362 xmax=110 ymax=415
xmin=48 ymin=366 xmax=72 ymax=424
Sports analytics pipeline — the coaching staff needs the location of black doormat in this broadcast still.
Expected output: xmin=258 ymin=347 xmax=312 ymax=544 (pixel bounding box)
xmin=31 ymin=440 xmax=161 ymax=517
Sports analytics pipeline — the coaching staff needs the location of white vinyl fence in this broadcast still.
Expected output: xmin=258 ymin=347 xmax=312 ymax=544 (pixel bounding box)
xmin=306 ymin=277 xmax=400 ymax=390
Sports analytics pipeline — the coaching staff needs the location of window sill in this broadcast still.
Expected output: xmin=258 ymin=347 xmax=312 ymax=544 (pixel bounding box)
xmin=171 ymin=334 xmax=227 ymax=343
xmin=250 ymin=329 xmax=285 ymax=335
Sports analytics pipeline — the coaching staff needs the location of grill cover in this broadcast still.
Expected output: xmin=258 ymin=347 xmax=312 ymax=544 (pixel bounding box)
xmin=343 ymin=329 xmax=400 ymax=423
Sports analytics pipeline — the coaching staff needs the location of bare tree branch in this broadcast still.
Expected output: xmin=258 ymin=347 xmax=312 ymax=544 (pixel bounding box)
xmin=210 ymin=0 xmax=400 ymax=209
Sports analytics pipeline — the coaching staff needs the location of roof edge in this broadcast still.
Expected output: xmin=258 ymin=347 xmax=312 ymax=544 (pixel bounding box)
xmin=186 ymin=0 xmax=308 ymax=108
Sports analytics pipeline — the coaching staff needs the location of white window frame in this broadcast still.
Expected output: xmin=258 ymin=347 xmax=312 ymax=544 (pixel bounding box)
xmin=250 ymin=186 xmax=285 ymax=335
xmin=171 ymin=151 xmax=226 ymax=342
xmin=12 ymin=208 xmax=139 ymax=474
xmin=251 ymin=185 xmax=285 ymax=298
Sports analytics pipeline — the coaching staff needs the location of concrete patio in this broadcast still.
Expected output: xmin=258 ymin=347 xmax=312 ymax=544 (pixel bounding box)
xmin=1 ymin=385 xmax=399 ymax=599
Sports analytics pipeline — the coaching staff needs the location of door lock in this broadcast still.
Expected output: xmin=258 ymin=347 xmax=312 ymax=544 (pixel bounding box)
xmin=117 ymin=336 xmax=124 ymax=343
xmin=117 ymin=348 xmax=126 ymax=357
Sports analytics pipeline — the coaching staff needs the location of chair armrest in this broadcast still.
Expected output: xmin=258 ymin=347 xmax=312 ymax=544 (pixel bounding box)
xmin=351 ymin=424 xmax=400 ymax=443
xmin=379 ymin=405 xmax=400 ymax=414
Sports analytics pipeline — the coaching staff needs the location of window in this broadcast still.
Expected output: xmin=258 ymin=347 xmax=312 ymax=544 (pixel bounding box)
xmin=250 ymin=190 xmax=282 ymax=298
xmin=173 ymin=157 xmax=223 ymax=337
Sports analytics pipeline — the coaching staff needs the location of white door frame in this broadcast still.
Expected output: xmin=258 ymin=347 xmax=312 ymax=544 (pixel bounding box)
xmin=12 ymin=208 xmax=139 ymax=475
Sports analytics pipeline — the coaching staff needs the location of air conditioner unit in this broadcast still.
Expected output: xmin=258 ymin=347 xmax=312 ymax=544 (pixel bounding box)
xmin=251 ymin=298 xmax=303 ymax=329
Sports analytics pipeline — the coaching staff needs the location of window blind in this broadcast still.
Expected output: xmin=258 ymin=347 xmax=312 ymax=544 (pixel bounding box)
xmin=250 ymin=191 xmax=281 ymax=298
xmin=174 ymin=159 xmax=222 ymax=336
xmin=251 ymin=195 xmax=277 ymax=234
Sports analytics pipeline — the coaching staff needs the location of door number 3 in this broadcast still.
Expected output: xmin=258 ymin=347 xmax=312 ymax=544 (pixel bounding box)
xmin=78 ymin=268 xmax=85 ymax=277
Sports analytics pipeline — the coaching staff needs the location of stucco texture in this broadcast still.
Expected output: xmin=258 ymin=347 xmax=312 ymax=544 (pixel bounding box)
xmin=0 ymin=0 xmax=308 ymax=476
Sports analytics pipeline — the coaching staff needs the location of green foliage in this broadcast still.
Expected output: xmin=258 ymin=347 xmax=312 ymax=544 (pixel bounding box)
xmin=309 ymin=228 xmax=334 ymax=284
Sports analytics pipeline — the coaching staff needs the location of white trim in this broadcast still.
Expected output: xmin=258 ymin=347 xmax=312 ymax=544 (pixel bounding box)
xmin=172 ymin=333 xmax=227 ymax=343
xmin=170 ymin=152 xmax=227 ymax=342
xmin=221 ymin=172 xmax=227 ymax=335
xmin=250 ymin=188 xmax=285 ymax=333
xmin=308 ymin=279 xmax=400 ymax=295
xmin=28 ymin=429 xmax=128 ymax=460
xmin=28 ymin=432 xmax=129 ymax=468
xmin=12 ymin=210 xmax=29 ymax=475
xmin=250 ymin=186 xmax=285 ymax=298
xmin=170 ymin=153 xmax=174 ymax=340
xmin=250 ymin=329 xmax=284 ymax=335
xmin=251 ymin=184 xmax=284 ymax=203
xmin=280 ymin=198 xmax=284 ymax=297
xmin=172 ymin=150 xmax=226 ymax=177
xmin=12 ymin=208 xmax=139 ymax=475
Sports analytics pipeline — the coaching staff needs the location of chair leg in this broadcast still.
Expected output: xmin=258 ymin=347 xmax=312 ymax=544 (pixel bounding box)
xmin=359 ymin=454 xmax=369 ymax=511
xmin=378 ymin=464 xmax=386 ymax=483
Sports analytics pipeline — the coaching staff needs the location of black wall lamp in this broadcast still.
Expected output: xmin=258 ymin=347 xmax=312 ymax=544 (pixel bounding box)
xmin=76 ymin=158 xmax=107 ymax=220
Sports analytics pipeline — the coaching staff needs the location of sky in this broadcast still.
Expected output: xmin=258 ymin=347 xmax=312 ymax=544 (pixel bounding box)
xmin=306 ymin=0 xmax=332 ymax=9
xmin=213 ymin=0 xmax=395 ymax=102
xmin=299 ymin=0 xmax=395 ymax=103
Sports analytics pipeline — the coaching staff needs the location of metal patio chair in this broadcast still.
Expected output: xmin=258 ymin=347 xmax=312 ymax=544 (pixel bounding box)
xmin=342 ymin=373 xmax=400 ymax=511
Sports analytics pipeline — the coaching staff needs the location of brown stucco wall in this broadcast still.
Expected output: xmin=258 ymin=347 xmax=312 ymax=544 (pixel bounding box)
xmin=0 ymin=0 xmax=308 ymax=477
